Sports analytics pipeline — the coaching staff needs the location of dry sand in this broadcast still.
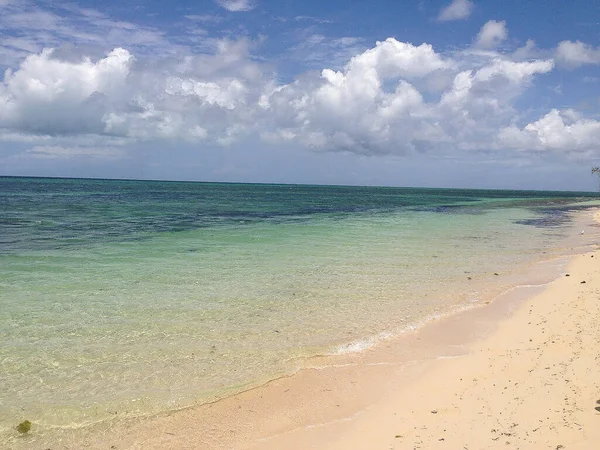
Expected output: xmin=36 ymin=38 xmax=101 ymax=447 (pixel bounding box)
xmin=8 ymin=210 xmax=600 ymax=450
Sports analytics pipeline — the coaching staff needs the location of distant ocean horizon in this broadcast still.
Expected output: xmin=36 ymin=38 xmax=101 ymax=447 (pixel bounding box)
xmin=1 ymin=176 xmax=599 ymax=440
xmin=3 ymin=174 xmax=599 ymax=193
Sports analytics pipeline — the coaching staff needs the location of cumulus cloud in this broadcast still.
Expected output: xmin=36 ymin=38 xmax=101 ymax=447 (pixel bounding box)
xmin=437 ymin=0 xmax=474 ymax=22
xmin=258 ymin=39 xmax=452 ymax=155
xmin=499 ymin=109 xmax=600 ymax=152
xmin=215 ymin=0 xmax=255 ymax=12
xmin=259 ymin=39 xmax=554 ymax=155
xmin=346 ymin=38 xmax=451 ymax=79
xmin=475 ymin=20 xmax=508 ymax=49
xmin=103 ymin=41 xmax=267 ymax=143
xmin=555 ymin=40 xmax=600 ymax=68
xmin=1 ymin=26 xmax=600 ymax=162
xmin=0 ymin=47 xmax=133 ymax=135
xmin=0 ymin=37 xmax=269 ymax=144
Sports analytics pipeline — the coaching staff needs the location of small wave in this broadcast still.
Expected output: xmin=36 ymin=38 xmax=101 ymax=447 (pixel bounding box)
xmin=331 ymin=331 xmax=394 ymax=355
xmin=436 ymin=354 xmax=467 ymax=360
xmin=327 ymin=301 xmax=496 ymax=358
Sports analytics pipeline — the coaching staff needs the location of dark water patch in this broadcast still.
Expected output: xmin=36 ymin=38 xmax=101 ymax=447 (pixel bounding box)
xmin=514 ymin=207 xmax=581 ymax=229
xmin=408 ymin=204 xmax=486 ymax=214
xmin=2 ymin=177 xmax=599 ymax=253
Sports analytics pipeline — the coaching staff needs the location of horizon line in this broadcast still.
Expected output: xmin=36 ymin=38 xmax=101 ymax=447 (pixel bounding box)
xmin=1 ymin=174 xmax=599 ymax=195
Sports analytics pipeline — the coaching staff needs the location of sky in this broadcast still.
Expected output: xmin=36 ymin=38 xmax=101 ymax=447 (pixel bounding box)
xmin=1 ymin=0 xmax=600 ymax=190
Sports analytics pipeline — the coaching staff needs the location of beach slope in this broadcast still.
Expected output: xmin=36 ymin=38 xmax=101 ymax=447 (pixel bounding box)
xmin=253 ymin=248 xmax=600 ymax=449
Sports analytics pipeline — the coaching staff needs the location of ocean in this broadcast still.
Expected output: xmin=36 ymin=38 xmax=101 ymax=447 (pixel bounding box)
xmin=1 ymin=177 xmax=598 ymax=439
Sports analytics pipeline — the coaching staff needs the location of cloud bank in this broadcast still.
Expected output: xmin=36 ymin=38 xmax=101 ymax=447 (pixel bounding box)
xmin=0 ymin=10 xmax=600 ymax=164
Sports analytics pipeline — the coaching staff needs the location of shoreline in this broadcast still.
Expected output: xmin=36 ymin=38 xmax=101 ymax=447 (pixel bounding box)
xmin=250 ymin=212 xmax=600 ymax=450
xmin=6 ymin=208 xmax=600 ymax=449
xmin=250 ymin=209 xmax=600 ymax=450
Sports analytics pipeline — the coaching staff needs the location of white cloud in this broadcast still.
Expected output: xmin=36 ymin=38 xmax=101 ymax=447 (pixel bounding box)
xmin=555 ymin=40 xmax=600 ymax=68
xmin=0 ymin=131 xmax=53 ymax=142
xmin=437 ymin=0 xmax=474 ymax=22
xmin=294 ymin=15 xmax=333 ymax=24
xmin=165 ymin=78 xmax=247 ymax=109
xmin=0 ymin=47 xmax=133 ymax=135
xmin=473 ymin=58 xmax=554 ymax=84
xmin=347 ymin=38 xmax=451 ymax=79
xmin=512 ymin=39 xmax=542 ymax=60
xmin=215 ymin=0 xmax=255 ymax=12
xmin=475 ymin=20 xmax=508 ymax=49
xmin=25 ymin=145 xmax=124 ymax=159
xmin=0 ymin=1 xmax=182 ymax=69
xmin=259 ymin=40 xmax=555 ymax=156
xmin=499 ymin=109 xmax=600 ymax=152
xmin=0 ymin=35 xmax=270 ymax=144
xmin=1 ymin=24 xmax=599 ymax=163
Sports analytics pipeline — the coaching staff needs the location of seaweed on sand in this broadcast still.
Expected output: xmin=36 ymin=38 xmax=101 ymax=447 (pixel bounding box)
xmin=16 ymin=420 xmax=31 ymax=434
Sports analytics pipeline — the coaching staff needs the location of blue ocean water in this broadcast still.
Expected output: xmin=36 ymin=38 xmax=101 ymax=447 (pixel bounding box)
xmin=1 ymin=177 xmax=598 ymax=436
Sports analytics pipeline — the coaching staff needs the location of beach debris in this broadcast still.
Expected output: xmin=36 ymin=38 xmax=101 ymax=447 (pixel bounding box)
xmin=494 ymin=272 xmax=499 ymax=276
xmin=467 ymin=276 xmax=472 ymax=280
xmin=565 ymin=274 xmax=570 ymax=277
xmin=580 ymin=281 xmax=586 ymax=284
xmin=16 ymin=420 xmax=31 ymax=434
xmin=431 ymin=409 xmax=438 ymax=414
xmin=394 ymin=434 xmax=402 ymax=438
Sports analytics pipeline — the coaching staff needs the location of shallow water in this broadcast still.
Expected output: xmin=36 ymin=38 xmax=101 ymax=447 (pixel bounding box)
xmin=1 ymin=177 xmax=598 ymax=435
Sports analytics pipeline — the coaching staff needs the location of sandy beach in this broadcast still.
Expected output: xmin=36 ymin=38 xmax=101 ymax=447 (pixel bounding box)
xmin=251 ymin=239 xmax=600 ymax=449
xmin=7 ymin=209 xmax=600 ymax=450
xmin=14 ymin=209 xmax=593 ymax=450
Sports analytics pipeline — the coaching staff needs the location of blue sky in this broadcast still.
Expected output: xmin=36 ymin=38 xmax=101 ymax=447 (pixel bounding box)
xmin=1 ymin=0 xmax=600 ymax=190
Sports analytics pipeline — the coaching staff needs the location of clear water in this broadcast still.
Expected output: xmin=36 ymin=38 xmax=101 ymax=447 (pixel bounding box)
xmin=1 ymin=177 xmax=598 ymax=435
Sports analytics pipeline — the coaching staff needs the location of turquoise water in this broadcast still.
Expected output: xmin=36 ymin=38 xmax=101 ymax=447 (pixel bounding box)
xmin=1 ymin=177 xmax=598 ymax=435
